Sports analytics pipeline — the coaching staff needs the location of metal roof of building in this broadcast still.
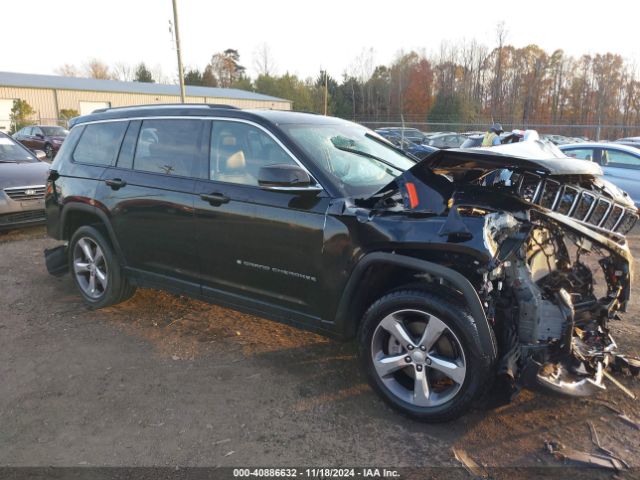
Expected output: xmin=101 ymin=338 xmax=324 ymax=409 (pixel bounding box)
xmin=0 ymin=71 xmax=291 ymax=103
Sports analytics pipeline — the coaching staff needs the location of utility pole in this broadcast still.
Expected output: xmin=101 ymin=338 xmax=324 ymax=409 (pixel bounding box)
xmin=171 ymin=0 xmax=186 ymax=103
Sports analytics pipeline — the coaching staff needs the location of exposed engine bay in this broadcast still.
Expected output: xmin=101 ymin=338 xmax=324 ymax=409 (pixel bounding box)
xmin=362 ymin=141 xmax=640 ymax=401
xmin=487 ymin=206 xmax=635 ymax=398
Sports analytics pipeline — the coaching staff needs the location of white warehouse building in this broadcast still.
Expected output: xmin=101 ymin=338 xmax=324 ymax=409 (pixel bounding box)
xmin=0 ymin=71 xmax=292 ymax=132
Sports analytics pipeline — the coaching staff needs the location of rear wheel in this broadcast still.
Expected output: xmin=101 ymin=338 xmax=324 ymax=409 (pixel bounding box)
xmin=358 ymin=290 xmax=492 ymax=422
xmin=69 ymin=226 xmax=135 ymax=308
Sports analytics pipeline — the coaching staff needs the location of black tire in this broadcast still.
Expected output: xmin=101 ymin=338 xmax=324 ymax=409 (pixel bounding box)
xmin=358 ymin=289 xmax=494 ymax=422
xmin=68 ymin=225 xmax=135 ymax=309
xmin=44 ymin=143 xmax=53 ymax=159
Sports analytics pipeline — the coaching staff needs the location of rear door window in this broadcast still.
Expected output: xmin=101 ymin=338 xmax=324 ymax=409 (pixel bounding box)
xmin=73 ymin=121 xmax=128 ymax=166
xmin=603 ymin=149 xmax=640 ymax=169
xmin=133 ymin=119 xmax=205 ymax=177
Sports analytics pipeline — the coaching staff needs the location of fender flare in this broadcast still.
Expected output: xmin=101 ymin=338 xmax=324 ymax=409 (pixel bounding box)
xmin=60 ymin=203 xmax=126 ymax=263
xmin=334 ymin=252 xmax=497 ymax=361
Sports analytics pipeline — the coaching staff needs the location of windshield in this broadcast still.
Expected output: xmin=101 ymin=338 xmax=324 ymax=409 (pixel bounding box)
xmin=41 ymin=126 xmax=68 ymax=136
xmin=282 ymin=123 xmax=415 ymax=196
xmin=0 ymin=135 xmax=37 ymax=162
xmin=0 ymin=134 xmax=38 ymax=163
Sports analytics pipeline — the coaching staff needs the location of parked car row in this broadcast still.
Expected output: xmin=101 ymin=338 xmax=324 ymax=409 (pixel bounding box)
xmin=373 ymin=129 xmax=437 ymax=159
xmin=540 ymin=133 xmax=586 ymax=145
xmin=13 ymin=125 xmax=68 ymax=159
xmin=614 ymin=136 xmax=640 ymax=149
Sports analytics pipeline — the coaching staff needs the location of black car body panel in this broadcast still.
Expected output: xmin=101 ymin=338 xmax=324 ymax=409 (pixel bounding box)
xmin=46 ymin=105 xmax=639 ymax=412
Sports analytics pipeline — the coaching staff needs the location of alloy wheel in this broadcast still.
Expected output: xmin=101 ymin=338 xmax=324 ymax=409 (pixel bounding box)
xmin=73 ymin=237 xmax=108 ymax=299
xmin=371 ymin=309 xmax=467 ymax=407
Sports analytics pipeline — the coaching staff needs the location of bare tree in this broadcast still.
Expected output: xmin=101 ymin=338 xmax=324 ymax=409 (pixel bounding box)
xmin=56 ymin=64 xmax=79 ymax=77
xmin=350 ymin=48 xmax=375 ymax=114
xmin=491 ymin=21 xmax=509 ymax=117
xmin=253 ymin=43 xmax=277 ymax=76
xmin=83 ymin=59 xmax=111 ymax=80
xmin=112 ymin=62 xmax=134 ymax=82
xmin=151 ymin=64 xmax=169 ymax=84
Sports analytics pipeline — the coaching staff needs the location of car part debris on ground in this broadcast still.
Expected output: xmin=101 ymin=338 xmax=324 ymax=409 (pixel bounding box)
xmin=545 ymin=438 xmax=627 ymax=471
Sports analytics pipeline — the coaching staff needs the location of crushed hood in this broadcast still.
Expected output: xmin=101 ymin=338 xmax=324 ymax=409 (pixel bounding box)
xmin=370 ymin=140 xmax=603 ymax=201
xmin=423 ymin=140 xmax=603 ymax=176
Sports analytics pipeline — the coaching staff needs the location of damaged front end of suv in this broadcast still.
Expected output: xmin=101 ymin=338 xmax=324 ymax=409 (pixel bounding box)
xmin=359 ymin=141 xmax=639 ymax=405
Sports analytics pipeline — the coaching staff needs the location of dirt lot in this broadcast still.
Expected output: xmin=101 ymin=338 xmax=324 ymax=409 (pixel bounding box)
xmin=1 ymin=226 xmax=639 ymax=477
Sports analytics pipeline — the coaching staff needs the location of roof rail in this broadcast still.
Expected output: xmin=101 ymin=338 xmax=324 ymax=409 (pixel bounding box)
xmin=90 ymin=103 xmax=239 ymax=114
xmin=206 ymin=104 xmax=239 ymax=109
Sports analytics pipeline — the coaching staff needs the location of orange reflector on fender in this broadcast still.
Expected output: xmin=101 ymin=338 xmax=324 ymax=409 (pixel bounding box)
xmin=405 ymin=182 xmax=419 ymax=209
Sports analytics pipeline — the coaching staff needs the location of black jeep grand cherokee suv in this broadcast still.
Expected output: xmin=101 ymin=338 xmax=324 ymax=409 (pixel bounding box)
xmin=45 ymin=104 xmax=638 ymax=421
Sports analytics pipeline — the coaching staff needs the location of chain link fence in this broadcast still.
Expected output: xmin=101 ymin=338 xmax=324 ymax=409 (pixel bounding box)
xmin=355 ymin=118 xmax=640 ymax=141
xmin=2 ymin=115 xmax=639 ymax=142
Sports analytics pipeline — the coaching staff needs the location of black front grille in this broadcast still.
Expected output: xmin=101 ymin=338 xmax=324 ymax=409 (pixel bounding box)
xmin=556 ymin=186 xmax=578 ymax=215
xmin=589 ymin=199 xmax=611 ymax=226
xmin=0 ymin=210 xmax=45 ymax=225
xmin=4 ymin=185 xmax=46 ymax=201
xmin=602 ymin=205 xmax=624 ymax=231
xmin=516 ymin=174 xmax=638 ymax=235
xmin=539 ymin=180 xmax=561 ymax=209
xmin=573 ymin=192 xmax=596 ymax=221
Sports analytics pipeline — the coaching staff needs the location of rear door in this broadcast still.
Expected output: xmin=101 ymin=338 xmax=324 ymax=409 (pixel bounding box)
xmin=95 ymin=118 xmax=207 ymax=294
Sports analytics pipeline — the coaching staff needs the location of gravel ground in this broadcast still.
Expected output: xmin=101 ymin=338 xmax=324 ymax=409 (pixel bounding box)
xmin=0 ymin=225 xmax=639 ymax=477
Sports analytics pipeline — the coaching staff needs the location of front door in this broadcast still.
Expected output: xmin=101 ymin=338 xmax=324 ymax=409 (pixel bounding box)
xmin=95 ymin=118 xmax=208 ymax=294
xmin=194 ymin=119 xmax=328 ymax=316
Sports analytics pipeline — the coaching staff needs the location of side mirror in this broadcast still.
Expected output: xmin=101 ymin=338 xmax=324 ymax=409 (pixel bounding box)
xmin=35 ymin=133 xmax=44 ymax=139
xmin=33 ymin=149 xmax=47 ymax=161
xmin=258 ymin=164 xmax=322 ymax=193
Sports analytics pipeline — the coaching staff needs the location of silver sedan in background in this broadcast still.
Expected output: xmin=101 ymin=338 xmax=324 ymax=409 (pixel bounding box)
xmin=0 ymin=132 xmax=50 ymax=231
xmin=559 ymin=142 xmax=640 ymax=208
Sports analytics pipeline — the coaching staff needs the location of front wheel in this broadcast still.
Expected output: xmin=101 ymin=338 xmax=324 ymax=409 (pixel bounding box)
xmin=358 ymin=290 xmax=492 ymax=422
xmin=44 ymin=143 xmax=53 ymax=159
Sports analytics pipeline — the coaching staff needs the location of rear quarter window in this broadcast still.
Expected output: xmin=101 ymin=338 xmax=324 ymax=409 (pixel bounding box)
xmin=72 ymin=122 xmax=127 ymax=166
xmin=50 ymin=125 xmax=85 ymax=170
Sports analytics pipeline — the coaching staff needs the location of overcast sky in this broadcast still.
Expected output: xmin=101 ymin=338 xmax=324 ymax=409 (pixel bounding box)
xmin=3 ymin=0 xmax=640 ymax=82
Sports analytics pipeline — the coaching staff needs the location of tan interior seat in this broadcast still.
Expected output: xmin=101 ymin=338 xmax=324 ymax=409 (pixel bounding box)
xmin=217 ymin=150 xmax=256 ymax=185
